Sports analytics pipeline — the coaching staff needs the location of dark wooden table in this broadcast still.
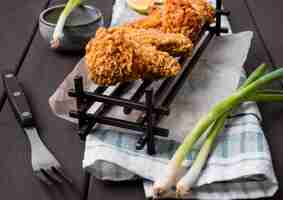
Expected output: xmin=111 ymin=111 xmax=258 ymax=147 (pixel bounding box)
xmin=0 ymin=0 xmax=282 ymax=199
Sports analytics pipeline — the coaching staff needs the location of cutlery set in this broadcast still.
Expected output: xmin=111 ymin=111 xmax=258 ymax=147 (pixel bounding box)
xmin=2 ymin=73 xmax=71 ymax=185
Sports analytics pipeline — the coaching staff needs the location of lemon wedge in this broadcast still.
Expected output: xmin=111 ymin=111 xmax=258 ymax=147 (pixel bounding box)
xmin=154 ymin=0 xmax=164 ymax=5
xmin=127 ymin=0 xmax=154 ymax=15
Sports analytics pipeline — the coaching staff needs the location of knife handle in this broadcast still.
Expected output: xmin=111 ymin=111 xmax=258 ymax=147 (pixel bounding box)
xmin=2 ymin=72 xmax=35 ymax=127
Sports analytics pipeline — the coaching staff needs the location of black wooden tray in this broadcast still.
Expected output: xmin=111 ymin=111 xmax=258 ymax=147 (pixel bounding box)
xmin=68 ymin=0 xmax=229 ymax=155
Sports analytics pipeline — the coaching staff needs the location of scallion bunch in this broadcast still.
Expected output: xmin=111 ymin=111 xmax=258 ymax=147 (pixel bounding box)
xmin=153 ymin=64 xmax=283 ymax=197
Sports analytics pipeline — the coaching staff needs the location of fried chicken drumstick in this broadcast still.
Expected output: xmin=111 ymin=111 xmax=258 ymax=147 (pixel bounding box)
xmin=85 ymin=0 xmax=214 ymax=86
xmin=85 ymin=27 xmax=193 ymax=85
xmin=122 ymin=28 xmax=193 ymax=56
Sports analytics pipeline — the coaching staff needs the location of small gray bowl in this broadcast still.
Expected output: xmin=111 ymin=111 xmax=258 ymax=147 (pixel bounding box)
xmin=39 ymin=4 xmax=104 ymax=51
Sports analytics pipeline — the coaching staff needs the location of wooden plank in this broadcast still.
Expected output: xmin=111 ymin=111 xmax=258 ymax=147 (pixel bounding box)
xmin=0 ymin=102 xmax=87 ymax=200
xmin=0 ymin=0 xmax=50 ymax=69
xmin=0 ymin=0 xmax=115 ymax=199
xmin=0 ymin=0 xmax=50 ymax=111
xmin=88 ymin=179 xmax=146 ymax=200
xmin=225 ymin=0 xmax=283 ymax=199
xmin=224 ymin=0 xmax=272 ymax=72
xmin=0 ymin=22 xmax=87 ymax=200
xmin=0 ymin=32 xmax=86 ymax=200
xmin=245 ymin=0 xmax=283 ymax=67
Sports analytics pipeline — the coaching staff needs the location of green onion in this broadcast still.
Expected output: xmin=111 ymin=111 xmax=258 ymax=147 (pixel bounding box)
xmin=174 ymin=67 xmax=283 ymax=165
xmin=153 ymin=64 xmax=283 ymax=197
xmin=175 ymin=63 xmax=269 ymax=196
xmin=247 ymin=90 xmax=283 ymax=102
xmin=51 ymin=0 xmax=84 ymax=48
xmin=239 ymin=63 xmax=268 ymax=88
xmin=176 ymin=113 xmax=228 ymax=197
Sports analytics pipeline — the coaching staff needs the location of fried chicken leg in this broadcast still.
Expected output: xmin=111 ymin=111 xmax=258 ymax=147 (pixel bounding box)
xmin=162 ymin=0 xmax=215 ymax=40
xmin=85 ymin=0 xmax=214 ymax=86
xmin=85 ymin=27 xmax=192 ymax=85
xmin=104 ymin=27 xmax=193 ymax=56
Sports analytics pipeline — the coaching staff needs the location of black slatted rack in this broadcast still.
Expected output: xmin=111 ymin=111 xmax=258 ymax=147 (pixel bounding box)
xmin=68 ymin=0 xmax=229 ymax=155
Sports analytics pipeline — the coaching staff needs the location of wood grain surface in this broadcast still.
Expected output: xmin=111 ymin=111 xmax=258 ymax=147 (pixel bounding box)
xmin=246 ymin=0 xmax=283 ymax=67
xmin=226 ymin=1 xmax=283 ymax=199
xmin=0 ymin=0 xmax=282 ymax=199
xmin=0 ymin=0 xmax=51 ymax=111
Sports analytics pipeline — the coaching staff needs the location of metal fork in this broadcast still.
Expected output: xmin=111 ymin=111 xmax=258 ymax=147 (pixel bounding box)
xmin=3 ymin=73 xmax=71 ymax=185
xmin=25 ymin=127 xmax=71 ymax=185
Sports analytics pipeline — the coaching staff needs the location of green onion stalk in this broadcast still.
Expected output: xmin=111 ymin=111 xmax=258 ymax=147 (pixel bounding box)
xmin=174 ymin=64 xmax=268 ymax=196
xmin=153 ymin=64 xmax=283 ymax=197
xmin=176 ymin=112 xmax=228 ymax=197
xmin=248 ymin=90 xmax=283 ymax=102
xmin=51 ymin=0 xmax=84 ymax=48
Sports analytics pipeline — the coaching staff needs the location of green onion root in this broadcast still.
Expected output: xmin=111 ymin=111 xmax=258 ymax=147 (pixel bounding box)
xmin=51 ymin=0 xmax=83 ymax=48
xmin=176 ymin=113 xmax=227 ymax=196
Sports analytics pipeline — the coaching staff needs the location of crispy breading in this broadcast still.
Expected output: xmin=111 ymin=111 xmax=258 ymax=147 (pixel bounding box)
xmin=85 ymin=27 xmax=186 ymax=85
xmin=107 ymin=27 xmax=193 ymax=56
xmin=127 ymin=6 xmax=162 ymax=30
xmin=132 ymin=40 xmax=181 ymax=78
xmin=85 ymin=0 xmax=214 ymax=85
xmin=128 ymin=0 xmax=215 ymax=41
xmin=162 ymin=0 xmax=215 ymax=40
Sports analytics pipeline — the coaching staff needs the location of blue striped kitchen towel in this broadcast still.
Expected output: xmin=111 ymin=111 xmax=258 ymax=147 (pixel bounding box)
xmin=49 ymin=0 xmax=278 ymax=199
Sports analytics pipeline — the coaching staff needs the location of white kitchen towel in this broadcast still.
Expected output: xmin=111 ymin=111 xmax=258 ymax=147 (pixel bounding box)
xmin=49 ymin=0 xmax=278 ymax=199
